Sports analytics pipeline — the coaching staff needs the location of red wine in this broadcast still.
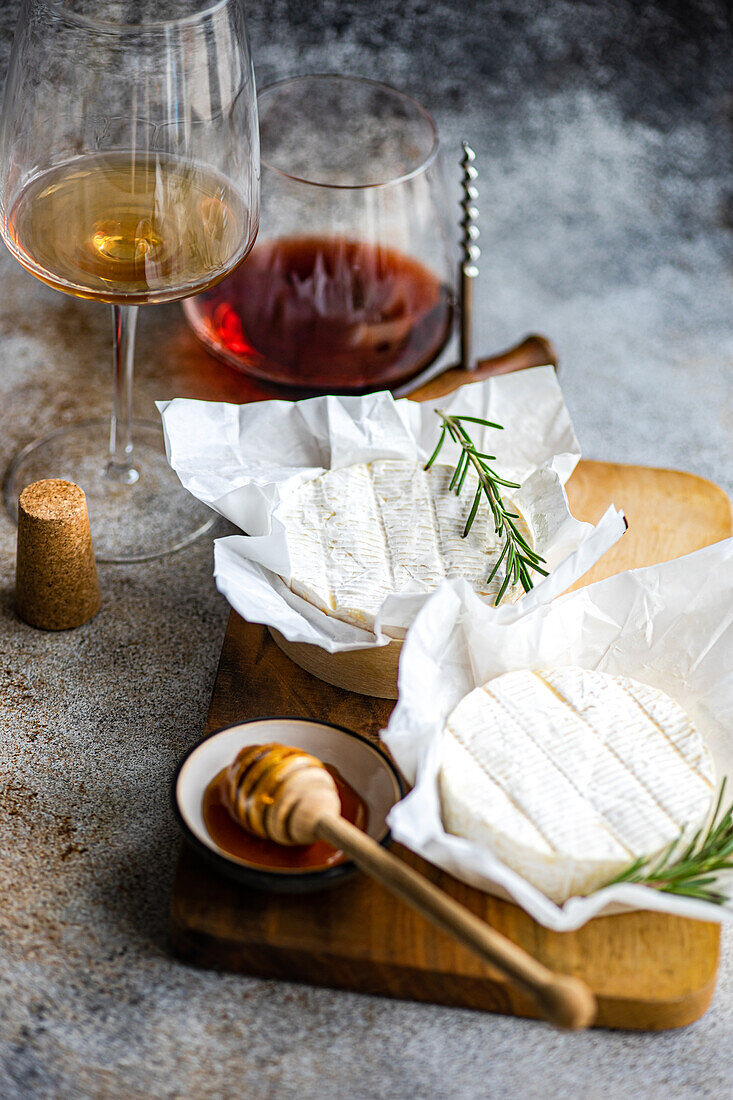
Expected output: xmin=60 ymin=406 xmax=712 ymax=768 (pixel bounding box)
xmin=184 ymin=235 xmax=454 ymax=392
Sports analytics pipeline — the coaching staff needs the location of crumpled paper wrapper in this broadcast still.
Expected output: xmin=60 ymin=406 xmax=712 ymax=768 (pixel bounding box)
xmin=383 ymin=538 xmax=733 ymax=931
xmin=160 ymin=368 xmax=626 ymax=652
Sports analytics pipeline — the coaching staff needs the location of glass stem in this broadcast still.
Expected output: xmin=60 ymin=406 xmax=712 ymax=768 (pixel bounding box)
xmin=106 ymin=304 xmax=140 ymax=485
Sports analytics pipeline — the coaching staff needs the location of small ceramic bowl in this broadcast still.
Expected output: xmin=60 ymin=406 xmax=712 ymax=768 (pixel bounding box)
xmin=172 ymin=716 xmax=405 ymax=893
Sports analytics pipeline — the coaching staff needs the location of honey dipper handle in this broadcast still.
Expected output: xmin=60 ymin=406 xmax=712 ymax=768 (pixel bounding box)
xmin=316 ymin=814 xmax=596 ymax=1030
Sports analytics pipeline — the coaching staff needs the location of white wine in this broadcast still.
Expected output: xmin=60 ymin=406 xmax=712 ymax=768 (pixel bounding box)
xmin=3 ymin=152 xmax=251 ymax=304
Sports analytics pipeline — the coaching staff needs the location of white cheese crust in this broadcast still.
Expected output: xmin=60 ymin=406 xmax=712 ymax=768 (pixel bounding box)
xmin=276 ymin=459 xmax=532 ymax=632
xmin=439 ymin=667 xmax=716 ymax=903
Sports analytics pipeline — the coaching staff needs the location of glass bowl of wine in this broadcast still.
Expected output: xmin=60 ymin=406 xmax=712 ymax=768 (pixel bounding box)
xmin=183 ymin=74 xmax=456 ymax=395
xmin=0 ymin=0 xmax=259 ymax=562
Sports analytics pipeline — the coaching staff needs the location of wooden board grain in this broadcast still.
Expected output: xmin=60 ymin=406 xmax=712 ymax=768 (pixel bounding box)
xmin=171 ymin=459 xmax=732 ymax=1029
xmin=567 ymin=460 xmax=731 ymax=586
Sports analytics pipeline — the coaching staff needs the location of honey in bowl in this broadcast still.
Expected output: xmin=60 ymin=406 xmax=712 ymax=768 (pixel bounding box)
xmin=203 ymin=762 xmax=369 ymax=871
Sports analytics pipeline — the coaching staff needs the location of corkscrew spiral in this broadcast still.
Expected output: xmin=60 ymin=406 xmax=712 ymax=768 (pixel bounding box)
xmin=460 ymin=141 xmax=480 ymax=277
xmin=459 ymin=141 xmax=479 ymax=371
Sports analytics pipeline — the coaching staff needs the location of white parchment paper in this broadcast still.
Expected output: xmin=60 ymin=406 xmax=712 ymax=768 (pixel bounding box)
xmin=160 ymin=368 xmax=626 ymax=651
xmin=383 ymin=538 xmax=733 ymax=930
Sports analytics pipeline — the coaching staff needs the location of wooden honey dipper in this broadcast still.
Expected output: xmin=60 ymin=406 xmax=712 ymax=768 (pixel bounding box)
xmin=225 ymin=743 xmax=597 ymax=1030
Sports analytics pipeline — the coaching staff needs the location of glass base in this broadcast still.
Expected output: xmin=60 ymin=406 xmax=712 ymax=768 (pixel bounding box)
xmin=3 ymin=417 xmax=217 ymax=563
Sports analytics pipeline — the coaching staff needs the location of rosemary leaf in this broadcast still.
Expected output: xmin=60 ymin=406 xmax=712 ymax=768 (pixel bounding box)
xmin=497 ymin=563 xmax=513 ymax=603
xmin=452 ymin=415 xmax=504 ymax=429
xmin=486 ymin=538 xmax=510 ymax=583
xmin=424 ymin=409 xmax=549 ymax=605
xmin=456 ymin=455 xmax=471 ymax=495
xmin=449 ymin=450 xmax=467 ymax=492
xmin=488 ymin=475 xmax=523 ymax=489
xmin=604 ymin=778 xmax=733 ymax=905
xmin=463 ymin=483 xmax=483 ymax=538
xmin=425 ymin=424 xmax=446 ymax=470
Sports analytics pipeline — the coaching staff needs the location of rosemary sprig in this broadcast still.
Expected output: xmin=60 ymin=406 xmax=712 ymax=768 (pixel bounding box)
xmin=425 ymin=409 xmax=548 ymax=604
xmin=605 ymin=778 xmax=733 ymax=904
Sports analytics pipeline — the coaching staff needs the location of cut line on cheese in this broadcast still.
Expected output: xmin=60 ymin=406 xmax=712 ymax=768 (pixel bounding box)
xmin=439 ymin=667 xmax=715 ymax=903
xmin=276 ymin=459 xmax=532 ymax=634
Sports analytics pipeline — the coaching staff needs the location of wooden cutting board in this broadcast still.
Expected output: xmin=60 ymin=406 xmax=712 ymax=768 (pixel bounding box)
xmin=170 ymin=459 xmax=732 ymax=1029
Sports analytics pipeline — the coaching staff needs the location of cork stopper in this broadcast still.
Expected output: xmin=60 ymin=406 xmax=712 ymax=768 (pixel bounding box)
xmin=16 ymin=479 xmax=101 ymax=630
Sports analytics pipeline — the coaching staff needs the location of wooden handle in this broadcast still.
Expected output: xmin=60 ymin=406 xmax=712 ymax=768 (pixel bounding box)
xmin=409 ymin=333 xmax=558 ymax=403
xmin=317 ymin=814 xmax=596 ymax=1030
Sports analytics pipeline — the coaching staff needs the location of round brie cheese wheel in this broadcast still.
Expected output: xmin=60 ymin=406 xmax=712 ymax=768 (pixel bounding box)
xmin=439 ymin=667 xmax=716 ymax=903
xmin=276 ymin=459 xmax=532 ymax=633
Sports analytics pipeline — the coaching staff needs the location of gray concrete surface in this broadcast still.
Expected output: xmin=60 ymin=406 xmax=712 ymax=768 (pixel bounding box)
xmin=1 ymin=0 xmax=732 ymax=1096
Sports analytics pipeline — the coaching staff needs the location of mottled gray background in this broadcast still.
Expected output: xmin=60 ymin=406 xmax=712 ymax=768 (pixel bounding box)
xmin=0 ymin=1 xmax=731 ymax=1098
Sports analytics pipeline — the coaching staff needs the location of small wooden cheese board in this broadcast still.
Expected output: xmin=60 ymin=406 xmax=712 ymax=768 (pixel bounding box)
xmin=170 ymin=457 xmax=732 ymax=1029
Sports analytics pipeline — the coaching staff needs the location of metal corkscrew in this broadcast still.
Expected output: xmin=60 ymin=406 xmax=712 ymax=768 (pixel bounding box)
xmin=394 ymin=140 xmax=556 ymax=399
xmin=459 ymin=141 xmax=480 ymax=372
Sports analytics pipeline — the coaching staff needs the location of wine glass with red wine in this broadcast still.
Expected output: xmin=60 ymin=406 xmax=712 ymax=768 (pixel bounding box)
xmin=0 ymin=0 xmax=259 ymax=561
xmin=184 ymin=74 xmax=455 ymax=395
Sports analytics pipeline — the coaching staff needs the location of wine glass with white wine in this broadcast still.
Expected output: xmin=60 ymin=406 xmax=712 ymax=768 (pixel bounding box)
xmin=0 ymin=0 xmax=259 ymax=561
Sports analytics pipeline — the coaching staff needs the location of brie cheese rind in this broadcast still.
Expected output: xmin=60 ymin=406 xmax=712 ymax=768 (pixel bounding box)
xmin=439 ymin=667 xmax=716 ymax=904
xmin=275 ymin=459 xmax=532 ymax=633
